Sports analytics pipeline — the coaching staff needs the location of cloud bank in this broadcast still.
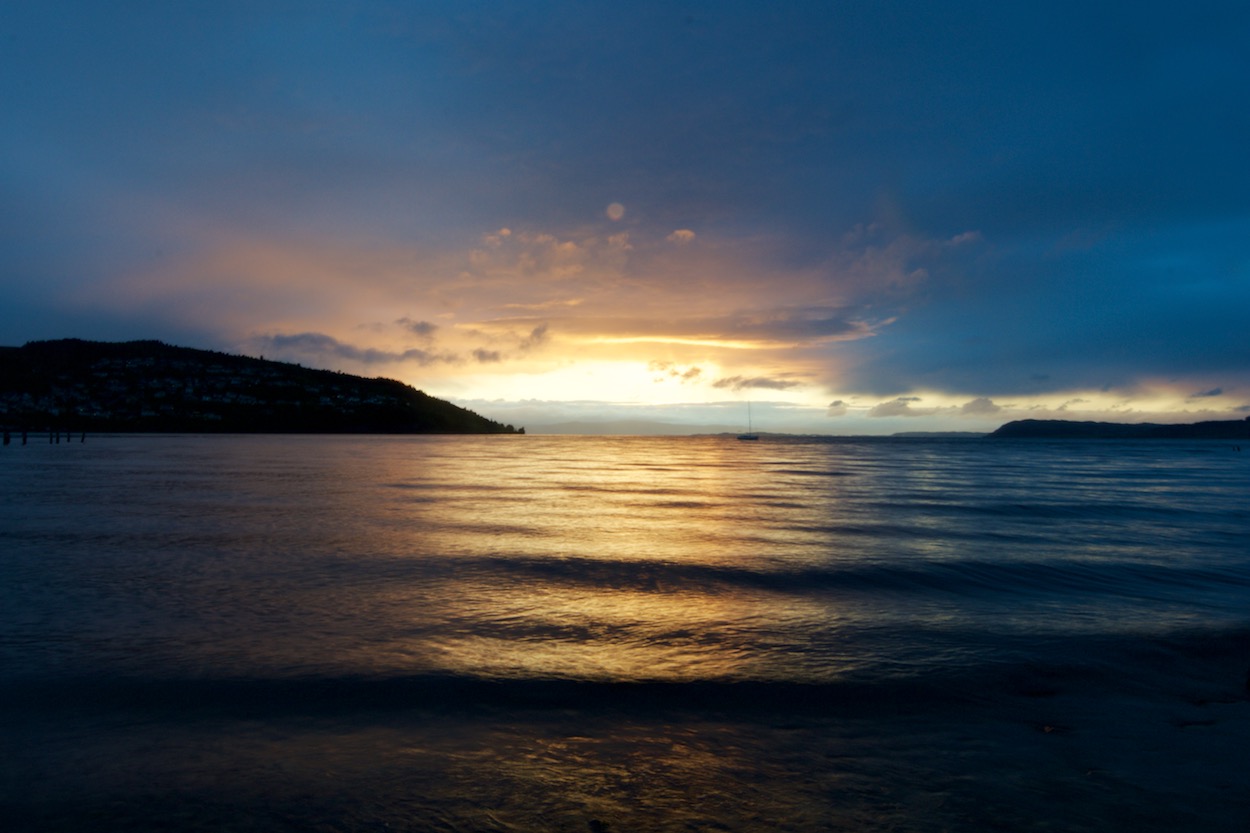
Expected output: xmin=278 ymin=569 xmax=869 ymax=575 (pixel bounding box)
xmin=2 ymin=2 xmax=1247 ymax=431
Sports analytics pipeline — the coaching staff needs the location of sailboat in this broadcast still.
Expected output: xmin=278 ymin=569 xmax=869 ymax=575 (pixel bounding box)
xmin=737 ymin=400 xmax=759 ymax=441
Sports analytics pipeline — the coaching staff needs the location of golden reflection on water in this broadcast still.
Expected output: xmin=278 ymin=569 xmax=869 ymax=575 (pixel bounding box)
xmin=178 ymin=433 xmax=1051 ymax=683
xmin=393 ymin=436 xmax=892 ymax=577
xmin=48 ymin=433 xmax=1239 ymax=686
xmin=378 ymin=435 xmax=783 ymax=562
xmin=338 ymin=436 xmax=866 ymax=682
xmin=419 ymin=587 xmax=758 ymax=681
xmin=8 ymin=435 xmax=1250 ymax=832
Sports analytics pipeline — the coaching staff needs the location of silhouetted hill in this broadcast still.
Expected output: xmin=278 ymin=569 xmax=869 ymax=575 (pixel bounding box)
xmin=0 ymin=339 xmax=521 ymax=434
xmin=989 ymin=418 xmax=1249 ymax=439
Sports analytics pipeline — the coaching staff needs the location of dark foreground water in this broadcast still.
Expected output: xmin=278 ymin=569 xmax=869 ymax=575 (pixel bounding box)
xmin=2 ymin=434 xmax=1248 ymax=831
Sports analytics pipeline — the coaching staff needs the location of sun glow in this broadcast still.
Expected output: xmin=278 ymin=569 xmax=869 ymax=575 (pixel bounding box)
xmin=423 ymin=357 xmax=820 ymax=410
xmin=588 ymin=336 xmax=787 ymax=350
xmin=426 ymin=360 xmax=694 ymax=405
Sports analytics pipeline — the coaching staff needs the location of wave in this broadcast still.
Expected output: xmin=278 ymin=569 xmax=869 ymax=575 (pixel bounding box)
xmin=0 ymin=673 xmax=944 ymax=718
xmin=6 ymin=626 xmax=1246 ymax=720
xmin=362 ymin=551 xmax=1250 ymax=603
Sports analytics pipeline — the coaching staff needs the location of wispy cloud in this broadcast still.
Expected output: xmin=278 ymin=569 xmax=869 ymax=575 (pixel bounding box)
xmin=649 ymin=361 xmax=704 ymax=384
xmin=518 ymin=323 xmax=550 ymax=352
xmin=713 ymin=375 xmax=805 ymax=392
xmin=397 ymin=318 xmax=438 ymax=339
xmin=254 ymin=332 xmax=457 ymax=367
xmin=1188 ymin=387 xmax=1223 ymax=399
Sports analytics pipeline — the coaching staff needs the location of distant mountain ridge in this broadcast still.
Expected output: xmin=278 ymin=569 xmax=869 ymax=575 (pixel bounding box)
xmin=0 ymin=339 xmax=521 ymax=434
xmin=989 ymin=418 xmax=1249 ymax=439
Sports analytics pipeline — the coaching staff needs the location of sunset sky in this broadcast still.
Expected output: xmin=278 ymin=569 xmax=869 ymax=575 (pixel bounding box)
xmin=3 ymin=1 xmax=1248 ymax=433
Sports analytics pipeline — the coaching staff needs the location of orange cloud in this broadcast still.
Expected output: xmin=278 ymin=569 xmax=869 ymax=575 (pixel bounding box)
xmin=77 ymin=220 xmax=982 ymax=410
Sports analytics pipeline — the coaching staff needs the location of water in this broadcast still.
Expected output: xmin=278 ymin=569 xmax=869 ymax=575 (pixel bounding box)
xmin=2 ymin=434 xmax=1248 ymax=831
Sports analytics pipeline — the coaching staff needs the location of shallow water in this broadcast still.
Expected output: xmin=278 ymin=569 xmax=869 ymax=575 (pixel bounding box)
xmin=2 ymin=434 xmax=1248 ymax=831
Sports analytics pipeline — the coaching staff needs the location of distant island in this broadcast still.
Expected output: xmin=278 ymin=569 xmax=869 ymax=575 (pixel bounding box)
xmin=989 ymin=418 xmax=1249 ymax=440
xmin=890 ymin=431 xmax=988 ymax=438
xmin=0 ymin=339 xmax=522 ymax=434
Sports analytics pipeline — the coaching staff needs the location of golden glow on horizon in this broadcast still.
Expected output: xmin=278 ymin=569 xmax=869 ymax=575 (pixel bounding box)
xmin=425 ymin=358 xmax=819 ymax=407
xmin=587 ymin=335 xmax=782 ymax=350
xmin=76 ymin=220 xmax=1247 ymax=428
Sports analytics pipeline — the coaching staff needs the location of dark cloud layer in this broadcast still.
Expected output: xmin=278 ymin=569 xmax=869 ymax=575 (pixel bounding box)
xmin=2 ymin=1 xmax=1248 ymax=426
xmin=257 ymin=333 xmax=452 ymax=367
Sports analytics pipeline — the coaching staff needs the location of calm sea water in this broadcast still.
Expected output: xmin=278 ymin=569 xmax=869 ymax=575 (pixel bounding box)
xmin=2 ymin=434 xmax=1248 ymax=831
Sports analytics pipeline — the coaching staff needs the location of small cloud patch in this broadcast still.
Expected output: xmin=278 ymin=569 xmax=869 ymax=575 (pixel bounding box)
xmin=397 ymin=317 xmax=438 ymax=338
xmin=649 ymin=361 xmax=703 ymax=384
xmin=961 ymin=397 xmax=1001 ymax=415
xmin=868 ymin=397 xmax=938 ymax=417
xmin=519 ymin=323 xmax=550 ymax=351
xmin=713 ymin=375 xmax=802 ymax=392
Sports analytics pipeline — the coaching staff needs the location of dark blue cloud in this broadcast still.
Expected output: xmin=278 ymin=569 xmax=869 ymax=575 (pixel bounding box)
xmin=8 ymin=1 xmax=1247 ymax=244
xmin=257 ymin=332 xmax=451 ymax=367
xmin=835 ymin=218 xmax=1250 ymax=396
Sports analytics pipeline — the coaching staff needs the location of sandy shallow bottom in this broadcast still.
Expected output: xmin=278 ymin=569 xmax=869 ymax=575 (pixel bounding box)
xmin=5 ymin=672 xmax=1248 ymax=833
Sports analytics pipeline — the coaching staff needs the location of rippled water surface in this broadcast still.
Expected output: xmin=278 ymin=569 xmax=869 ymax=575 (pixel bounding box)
xmin=2 ymin=434 xmax=1248 ymax=831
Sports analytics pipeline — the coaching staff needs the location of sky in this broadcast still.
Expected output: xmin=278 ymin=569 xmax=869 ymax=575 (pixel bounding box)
xmin=3 ymin=1 xmax=1248 ymax=434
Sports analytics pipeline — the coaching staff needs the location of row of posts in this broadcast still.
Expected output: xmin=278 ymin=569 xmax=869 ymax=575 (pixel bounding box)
xmin=2 ymin=429 xmax=85 ymax=445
